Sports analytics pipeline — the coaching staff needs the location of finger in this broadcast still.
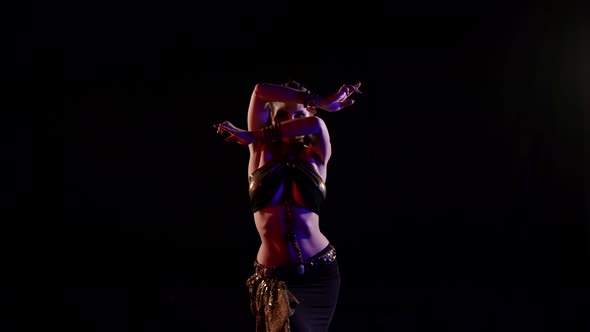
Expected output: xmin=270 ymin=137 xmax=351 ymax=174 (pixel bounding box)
xmin=348 ymin=88 xmax=359 ymax=98
xmin=225 ymin=136 xmax=238 ymax=143
xmin=342 ymin=99 xmax=355 ymax=107
xmin=342 ymin=86 xmax=353 ymax=97
xmin=337 ymin=85 xmax=346 ymax=95
xmin=353 ymin=82 xmax=362 ymax=94
xmin=347 ymin=83 xmax=361 ymax=94
xmin=218 ymin=123 xmax=233 ymax=132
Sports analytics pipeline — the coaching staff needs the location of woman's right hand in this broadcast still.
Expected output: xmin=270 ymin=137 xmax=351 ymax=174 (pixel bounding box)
xmin=317 ymin=82 xmax=362 ymax=112
xmin=213 ymin=121 xmax=255 ymax=145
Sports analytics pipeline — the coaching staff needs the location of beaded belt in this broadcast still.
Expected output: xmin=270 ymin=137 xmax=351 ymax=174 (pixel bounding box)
xmin=253 ymin=246 xmax=337 ymax=278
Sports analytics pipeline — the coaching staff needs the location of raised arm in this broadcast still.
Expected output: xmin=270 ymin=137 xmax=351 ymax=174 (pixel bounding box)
xmin=218 ymin=81 xmax=362 ymax=143
xmin=247 ymin=81 xmax=362 ymax=131
xmin=247 ymin=83 xmax=312 ymax=132
xmin=215 ymin=81 xmax=361 ymax=174
xmin=214 ymin=116 xmax=325 ymax=145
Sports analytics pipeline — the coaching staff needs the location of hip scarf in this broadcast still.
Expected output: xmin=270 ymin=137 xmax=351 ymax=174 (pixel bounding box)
xmin=246 ymin=244 xmax=338 ymax=332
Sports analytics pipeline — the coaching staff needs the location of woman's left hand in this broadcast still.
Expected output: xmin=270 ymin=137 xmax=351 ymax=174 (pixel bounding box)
xmin=213 ymin=121 xmax=255 ymax=145
xmin=317 ymin=82 xmax=362 ymax=112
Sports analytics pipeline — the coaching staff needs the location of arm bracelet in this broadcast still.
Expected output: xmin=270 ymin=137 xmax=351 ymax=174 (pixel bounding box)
xmin=262 ymin=122 xmax=282 ymax=142
xmin=303 ymin=91 xmax=319 ymax=109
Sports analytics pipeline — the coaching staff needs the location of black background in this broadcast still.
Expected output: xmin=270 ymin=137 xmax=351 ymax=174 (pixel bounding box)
xmin=6 ymin=2 xmax=587 ymax=331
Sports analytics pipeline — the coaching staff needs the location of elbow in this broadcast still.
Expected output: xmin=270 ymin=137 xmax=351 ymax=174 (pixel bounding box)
xmin=312 ymin=116 xmax=327 ymax=133
xmin=253 ymin=83 xmax=263 ymax=95
xmin=252 ymin=83 xmax=263 ymax=100
xmin=299 ymin=116 xmax=323 ymax=133
xmin=253 ymin=83 xmax=271 ymax=100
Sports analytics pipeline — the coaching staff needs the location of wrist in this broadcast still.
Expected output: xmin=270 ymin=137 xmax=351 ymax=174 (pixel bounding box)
xmin=315 ymin=96 xmax=328 ymax=111
xmin=255 ymin=123 xmax=282 ymax=142
xmin=252 ymin=130 xmax=263 ymax=141
xmin=303 ymin=91 xmax=320 ymax=110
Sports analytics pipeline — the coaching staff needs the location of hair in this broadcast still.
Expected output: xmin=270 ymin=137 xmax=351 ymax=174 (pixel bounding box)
xmin=281 ymin=79 xmax=309 ymax=92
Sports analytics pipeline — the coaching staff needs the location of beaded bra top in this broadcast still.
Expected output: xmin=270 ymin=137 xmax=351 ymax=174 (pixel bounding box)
xmin=248 ymin=157 xmax=326 ymax=214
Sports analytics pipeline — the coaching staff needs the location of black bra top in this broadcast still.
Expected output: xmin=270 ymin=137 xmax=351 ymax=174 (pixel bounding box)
xmin=249 ymin=158 xmax=327 ymax=214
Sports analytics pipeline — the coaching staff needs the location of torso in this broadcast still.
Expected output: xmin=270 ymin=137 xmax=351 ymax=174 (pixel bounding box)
xmin=250 ymin=141 xmax=329 ymax=266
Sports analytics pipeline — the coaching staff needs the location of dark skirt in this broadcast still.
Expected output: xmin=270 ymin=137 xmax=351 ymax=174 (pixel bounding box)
xmin=247 ymin=244 xmax=341 ymax=332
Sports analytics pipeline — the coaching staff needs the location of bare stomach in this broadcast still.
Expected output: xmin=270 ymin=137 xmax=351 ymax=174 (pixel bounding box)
xmin=253 ymin=205 xmax=330 ymax=266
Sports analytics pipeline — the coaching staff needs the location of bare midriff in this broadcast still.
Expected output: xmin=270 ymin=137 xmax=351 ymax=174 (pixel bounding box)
xmin=254 ymin=205 xmax=329 ymax=267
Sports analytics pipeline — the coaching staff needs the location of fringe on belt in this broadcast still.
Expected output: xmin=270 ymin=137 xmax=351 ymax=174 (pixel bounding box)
xmin=246 ymin=272 xmax=299 ymax=332
xmin=245 ymin=245 xmax=337 ymax=332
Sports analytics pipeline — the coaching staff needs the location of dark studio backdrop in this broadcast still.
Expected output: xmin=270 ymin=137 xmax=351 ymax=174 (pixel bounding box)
xmin=7 ymin=2 xmax=587 ymax=332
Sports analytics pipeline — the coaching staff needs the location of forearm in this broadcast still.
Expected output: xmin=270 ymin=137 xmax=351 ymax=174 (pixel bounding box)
xmin=254 ymin=83 xmax=323 ymax=108
xmin=254 ymin=83 xmax=306 ymax=103
xmin=252 ymin=117 xmax=323 ymax=141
